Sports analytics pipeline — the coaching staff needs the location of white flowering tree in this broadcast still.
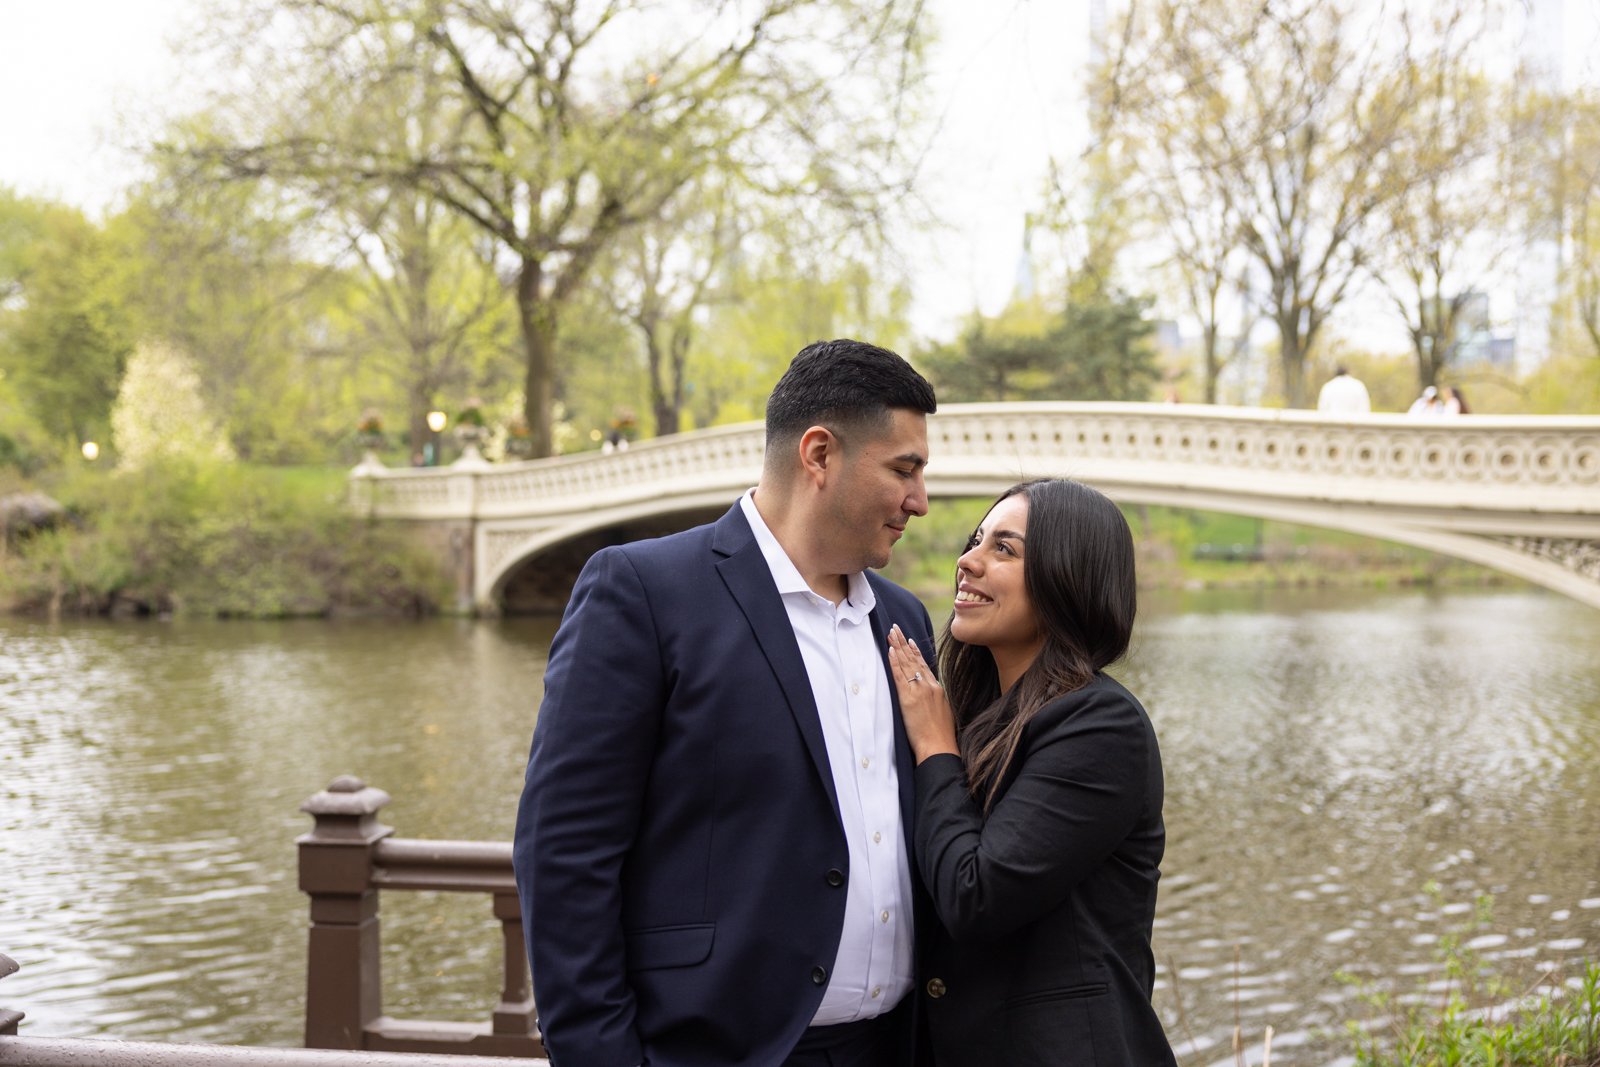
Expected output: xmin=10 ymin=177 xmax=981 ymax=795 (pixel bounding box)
xmin=111 ymin=340 xmax=235 ymax=468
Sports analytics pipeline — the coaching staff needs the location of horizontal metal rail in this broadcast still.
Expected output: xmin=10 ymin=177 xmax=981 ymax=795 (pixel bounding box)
xmin=297 ymin=778 xmax=540 ymax=1058
xmin=0 ymin=1036 xmax=538 ymax=1067
xmin=371 ymin=839 xmax=514 ymax=893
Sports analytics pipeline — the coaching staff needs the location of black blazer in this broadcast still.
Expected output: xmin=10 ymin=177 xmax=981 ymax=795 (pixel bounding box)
xmin=513 ymin=502 xmax=936 ymax=1067
xmin=914 ymin=674 xmax=1176 ymax=1066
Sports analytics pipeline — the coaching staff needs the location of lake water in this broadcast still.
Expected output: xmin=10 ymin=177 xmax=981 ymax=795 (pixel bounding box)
xmin=3 ymin=588 xmax=1598 ymax=1065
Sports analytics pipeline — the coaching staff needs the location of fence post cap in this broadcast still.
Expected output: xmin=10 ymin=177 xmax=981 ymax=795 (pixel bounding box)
xmin=299 ymin=777 xmax=394 ymax=846
xmin=0 ymin=953 xmax=17 ymax=979
xmin=301 ymin=776 xmax=391 ymax=817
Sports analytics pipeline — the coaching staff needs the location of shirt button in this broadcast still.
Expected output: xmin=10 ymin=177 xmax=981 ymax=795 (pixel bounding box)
xmin=871 ymin=986 xmax=882 ymax=999
xmin=812 ymin=966 xmax=828 ymax=986
xmin=851 ymin=683 xmax=860 ymax=695
xmin=880 ymin=910 xmax=889 ymax=923
xmin=873 ymin=831 xmax=882 ymax=844
xmin=860 ymin=757 xmax=870 ymax=769
xmin=825 ymin=868 xmax=845 ymax=887
xmin=926 ymin=978 xmax=947 ymax=999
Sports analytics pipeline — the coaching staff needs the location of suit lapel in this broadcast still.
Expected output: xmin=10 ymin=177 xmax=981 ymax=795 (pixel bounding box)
xmin=867 ymin=587 xmax=918 ymax=845
xmin=713 ymin=506 xmax=842 ymax=822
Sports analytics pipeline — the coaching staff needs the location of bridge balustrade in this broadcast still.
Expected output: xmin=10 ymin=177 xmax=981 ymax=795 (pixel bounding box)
xmin=348 ymin=403 xmax=1600 ymax=611
xmin=1 ymin=779 xmax=543 ymax=1064
xmin=297 ymin=777 xmax=541 ymax=1059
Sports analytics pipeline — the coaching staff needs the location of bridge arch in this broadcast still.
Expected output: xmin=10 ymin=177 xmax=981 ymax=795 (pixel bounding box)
xmin=349 ymin=404 xmax=1600 ymax=613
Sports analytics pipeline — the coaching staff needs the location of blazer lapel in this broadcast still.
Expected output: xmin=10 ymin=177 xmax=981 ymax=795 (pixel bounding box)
xmin=713 ymin=506 xmax=842 ymax=822
xmin=868 ymin=599 xmax=918 ymax=845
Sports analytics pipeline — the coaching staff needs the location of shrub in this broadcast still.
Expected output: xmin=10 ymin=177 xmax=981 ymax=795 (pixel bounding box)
xmin=0 ymin=459 xmax=449 ymax=617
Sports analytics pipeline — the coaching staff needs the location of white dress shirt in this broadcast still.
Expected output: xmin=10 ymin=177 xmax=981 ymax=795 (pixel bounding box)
xmin=738 ymin=490 xmax=915 ymax=1023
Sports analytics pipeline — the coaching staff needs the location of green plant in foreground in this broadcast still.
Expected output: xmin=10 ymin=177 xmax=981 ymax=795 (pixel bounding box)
xmin=1341 ymin=887 xmax=1600 ymax=1066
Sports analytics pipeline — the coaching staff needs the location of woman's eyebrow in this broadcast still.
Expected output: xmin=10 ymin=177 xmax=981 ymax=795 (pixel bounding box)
xmin=992 ymin=528 xmax=1026 ymax=542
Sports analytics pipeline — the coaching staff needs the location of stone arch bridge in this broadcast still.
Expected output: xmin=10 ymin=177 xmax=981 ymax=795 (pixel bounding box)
xmin=348 ymin=403 xmax=1600 ymax=614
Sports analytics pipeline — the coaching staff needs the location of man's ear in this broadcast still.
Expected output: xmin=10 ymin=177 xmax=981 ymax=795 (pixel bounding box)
xmin=797 ymin=425 xmax=838 ymax=488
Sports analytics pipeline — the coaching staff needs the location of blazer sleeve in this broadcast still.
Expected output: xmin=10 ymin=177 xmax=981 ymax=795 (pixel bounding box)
xmin=913 ymin=684 xmax=1151 ymax=944
xmin=513 ymin=546 xmax=665 ymax=1067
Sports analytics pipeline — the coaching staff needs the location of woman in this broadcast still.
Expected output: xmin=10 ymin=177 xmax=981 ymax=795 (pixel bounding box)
xmin=887 ymin=479 xmax=1175 ymax=1066
xmin=1441 ymin=384 xmax=1470 ymax=415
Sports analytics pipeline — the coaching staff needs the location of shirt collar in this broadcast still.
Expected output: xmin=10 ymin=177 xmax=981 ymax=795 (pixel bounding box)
xmin=739 ymin=489 xmax=876 ymax=616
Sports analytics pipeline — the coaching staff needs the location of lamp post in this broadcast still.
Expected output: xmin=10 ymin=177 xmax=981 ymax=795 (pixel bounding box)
xmin=426 ymin=410 xmax=447 ymax=466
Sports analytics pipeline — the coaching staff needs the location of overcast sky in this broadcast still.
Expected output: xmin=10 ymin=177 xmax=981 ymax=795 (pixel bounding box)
xmin=4 ymin=0 xmax=1600 ymax=349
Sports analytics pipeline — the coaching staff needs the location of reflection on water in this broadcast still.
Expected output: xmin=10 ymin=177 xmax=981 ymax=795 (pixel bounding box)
xmin=2 ymin=590 xmax=1598 ymax=1064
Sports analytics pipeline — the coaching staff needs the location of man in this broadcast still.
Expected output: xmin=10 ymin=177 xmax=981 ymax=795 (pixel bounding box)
xmin=514 ymin=339 xmax=939 ymax=1067
xmin=1316 ymin=365 xmax=1372 ymax=414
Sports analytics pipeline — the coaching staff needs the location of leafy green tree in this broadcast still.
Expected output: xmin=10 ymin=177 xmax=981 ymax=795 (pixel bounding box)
xmin=342 ymin=184 xmax=520 ymax=459
xmin=692 ymin=253 xmax=916 ymax=427
xmin=920 ymin=301 xmax=1061 ymax=402
xmin=1367 ymin=4 xmax=1522 ymax=391
xmin=1108 ymin=0 xmax=1432 ymax=406
xmin=922 ymin=293 xmax=1158 ymax=403
xmin=1052 ymin=293 xmax=1160 ymax=401
xmin=180 ymin=0 xmax=930 ymax=459
xmin=111 ymin=340 xmax=236 ymax=468
xmin=0 ymin=199 xmax=133 ymax=446
xmin=601 ymin=175 xmax=746 ymax=437
xmin=110 ymin=168 xmax=358 ymax=463
xmin=1559 ymin=89 xmax=1600 ymax=361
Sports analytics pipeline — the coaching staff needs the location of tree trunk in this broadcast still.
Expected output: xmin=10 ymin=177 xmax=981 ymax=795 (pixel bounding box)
xmin=1202 ymin=322 xmax=1220 ymax=404
xmin=643 ymin=325 xmax=676 ymax=438
xmin=516 ymin=258 xmax=555 ymax=458
xmin=664 ymin=327 xmax=690 ymax=437
xmin=1278 ymin=314 xmax=1307 ymax=408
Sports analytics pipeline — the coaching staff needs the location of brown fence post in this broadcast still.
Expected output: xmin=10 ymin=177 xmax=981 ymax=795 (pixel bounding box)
xmin=298 ymin=776 xmax=393 ymax=1050
xmin=0 ymin=952 xmax=23 ymax=1035
xmin=490 ymin=893 xmax=536 ymax=1038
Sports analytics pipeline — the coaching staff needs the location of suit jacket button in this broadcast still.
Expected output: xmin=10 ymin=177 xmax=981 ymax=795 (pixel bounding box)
xmin=812 ymin=966 xmax=828 ymax=985
xmin=825 ymin=868 xmax=845 ymax=887
xmin=926 ymin=978 xmax=947 ymax=998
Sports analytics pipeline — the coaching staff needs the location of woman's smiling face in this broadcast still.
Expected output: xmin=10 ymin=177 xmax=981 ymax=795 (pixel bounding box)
xmin=950 ymin=494 xmax=1042 ymax=679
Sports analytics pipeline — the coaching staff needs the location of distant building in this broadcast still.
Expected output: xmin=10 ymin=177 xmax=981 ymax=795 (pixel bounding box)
xmin=1443 ymin=290 xmax=1516 ymax=371
xmin=1012 ymin=216 xmax=1037 ymax=302
xmin=1153 ymin=320 xmax=1183 ymax=361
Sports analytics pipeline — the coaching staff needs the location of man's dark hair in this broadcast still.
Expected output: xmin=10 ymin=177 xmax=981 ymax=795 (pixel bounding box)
xmin=764 ymin=339 xmax=936 ymax=451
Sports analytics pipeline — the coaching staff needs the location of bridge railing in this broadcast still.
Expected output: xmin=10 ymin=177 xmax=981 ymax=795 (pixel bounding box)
xmin=297 ymin=777 xmax=541 ymax=1059
xmin=0 ymin=779 xmax=541 ymax=1065
xmin=348 ymin=404 xmax=1600 ymax=522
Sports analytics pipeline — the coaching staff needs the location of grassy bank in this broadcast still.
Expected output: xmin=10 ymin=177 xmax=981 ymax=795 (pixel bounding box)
xmin=0 ymin=461 xmax=449 ymax=618
xmin=879 ymin=497 xmax=1513 ymax=600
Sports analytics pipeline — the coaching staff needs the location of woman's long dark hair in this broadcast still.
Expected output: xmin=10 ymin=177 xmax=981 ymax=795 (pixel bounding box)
xmin=938 ymin=479 xmax=1138 ymax=811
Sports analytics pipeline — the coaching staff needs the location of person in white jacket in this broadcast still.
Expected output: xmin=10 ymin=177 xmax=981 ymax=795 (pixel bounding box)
xmin=1317 ymin=366 xmax=1372 ymax=414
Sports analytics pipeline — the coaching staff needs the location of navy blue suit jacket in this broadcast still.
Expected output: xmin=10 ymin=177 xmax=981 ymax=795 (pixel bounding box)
xmin=513 ymin=502 xmax=936 ymax=1067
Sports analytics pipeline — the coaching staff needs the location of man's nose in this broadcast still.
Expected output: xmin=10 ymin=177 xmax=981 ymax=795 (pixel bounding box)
xmin=904 ymin=473 xmax=929 ymax=517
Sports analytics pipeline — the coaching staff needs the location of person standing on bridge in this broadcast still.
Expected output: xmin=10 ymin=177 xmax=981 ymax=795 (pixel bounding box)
xmin=1316 ymin=365 xmax=1371 ymax=414
xmin=515 ymin=339 xmax=939 ymax=1067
